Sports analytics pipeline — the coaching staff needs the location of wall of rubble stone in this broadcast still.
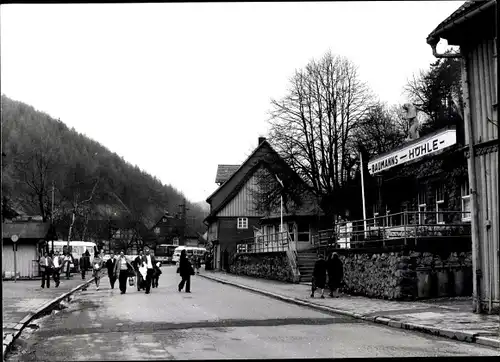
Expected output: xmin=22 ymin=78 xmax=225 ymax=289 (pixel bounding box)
xmin=338 ymin=251 xmax=472 ymax=300
xmin=230 ymin=252 xmax=294 ymax=283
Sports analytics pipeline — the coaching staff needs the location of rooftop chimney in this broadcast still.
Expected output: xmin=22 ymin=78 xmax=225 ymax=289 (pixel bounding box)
xmin=258 ymin=137 xmax=266 ymax=145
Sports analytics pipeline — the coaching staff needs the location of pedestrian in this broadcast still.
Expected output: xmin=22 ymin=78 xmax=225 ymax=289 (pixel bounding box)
xmin=177 ymin=249 xmax=194 ymax=293
xmin=92 ymin=250 xmax=105 ymax=290
xmin=114 ymin=251 xmax=134 ymax=294
xmin=141 ymin=247 xmax=158 ymax=294
xmin=327 ymin=252 xmax=344 ymax=298
xmin=194 ymin=256 xmax=201 ymax=274
xmin=63 ymin=252 xmax=74 ymax=280
xmin=80 ymin=250 xmax=90 ymax=280
xmin=134 ymin=250 xmax=145 ymax=291
xmin=39 ymin=252 xmax=53 ymax=288
xmin=152 ymin=262 xmax=162 ymax=288
xmin=311 ymin=253 xmax=327 ymax=299
xmin=52 ymin=251 xmax=64 ymax=288
xmin=106 ymin=252 xmax=117 ymax=289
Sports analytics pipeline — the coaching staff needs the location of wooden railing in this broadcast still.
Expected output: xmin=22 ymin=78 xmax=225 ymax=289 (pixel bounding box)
xmin=313 ymin=210 xmax=472 ymax=249
xmin=236 ymin=231 xmax=291 ymax=253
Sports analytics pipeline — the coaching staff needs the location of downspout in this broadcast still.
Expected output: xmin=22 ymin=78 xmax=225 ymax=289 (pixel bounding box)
xmin=426 ymin=36 xmax=483 ymax=313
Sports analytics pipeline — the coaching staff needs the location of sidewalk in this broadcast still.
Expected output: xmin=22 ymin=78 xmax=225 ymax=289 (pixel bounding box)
xmin=2 ymin=276 xmax=95 ymax=356
xmin=200 ymin=271 xmax=500 ymax=349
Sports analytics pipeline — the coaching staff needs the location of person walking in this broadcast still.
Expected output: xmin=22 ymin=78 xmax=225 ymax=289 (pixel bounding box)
xmin=80 ymin=250 xmax=90 ymax=280
xmin=194 ymin=256 xmax=201 ymax=274
xmin=106 ymin=252 xmax=117 ymax=289
xmin=177 ymin=249 xmax=194 ymax=293
xmin=141 ymin=247 xmax=158 ymax=294
xmin=52 ymin=251 xmax=64 ymax=288
xmin=311 ymin=253 xmax=327 ymax=298
xmin=152 ymin=262 xmax=162 ymax=288
xmin=63 ymin=252 xmax=73 ymax=280
xmin=114 ymin=251 xmax=134 ymax=294
xmin=39 ymin=252 xmax=53 ymax=288
xmin=327 ymin=252 xmax=344 ymax=297
xmin=92 ymin=250 xmax=105 ymax=290
xmin=134 ymin=250 xmax=145 ymax=291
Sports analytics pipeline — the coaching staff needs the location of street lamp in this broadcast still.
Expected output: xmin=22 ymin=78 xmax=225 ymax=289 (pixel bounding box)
xmin=275 ymin=175 xmax=284 ymax=233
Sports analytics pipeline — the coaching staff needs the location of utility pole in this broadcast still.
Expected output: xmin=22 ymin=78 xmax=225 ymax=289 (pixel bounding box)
xmin=51 ymin=181 xmax=55 ymax=254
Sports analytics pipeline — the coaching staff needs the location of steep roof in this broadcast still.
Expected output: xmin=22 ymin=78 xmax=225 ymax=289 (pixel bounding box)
xmin=427 ymin=0 xmax=496 ymax=45
xmin=215 ymin=165 xmax=240 ymax=184
xmin=2 ymin=222 xmax=50 ymax=240
xmin=204 ymin=139 xmax=319 ymax=223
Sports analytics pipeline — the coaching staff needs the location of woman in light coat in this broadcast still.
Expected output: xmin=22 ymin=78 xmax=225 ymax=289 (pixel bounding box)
xmin=114 ymin=251 xmax=135 ymax=294
xmin=92 ymin=250 xmax=105 ymax=290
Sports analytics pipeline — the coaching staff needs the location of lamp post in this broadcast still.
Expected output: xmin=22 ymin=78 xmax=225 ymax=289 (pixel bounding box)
xmin=360 ymin=151 xmax=368 ymax=238
xmin=275 ymin=175 xmax=284 ymax=233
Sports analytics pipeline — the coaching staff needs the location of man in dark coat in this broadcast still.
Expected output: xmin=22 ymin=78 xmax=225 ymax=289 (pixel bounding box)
xmin=134 ymin=250 xmax=145 ymax=291
xmin=106 ymin=252 xmax=117 ymax=289
xmin=311 ymin=253 xmax=327 ymax=298
xmin=327 ymin=252 xmax=344 ymax=297
xmin=177 ymin=249 xmax=193 ymax=293
xmin=141 ymin=247 xmax=159 ymax=294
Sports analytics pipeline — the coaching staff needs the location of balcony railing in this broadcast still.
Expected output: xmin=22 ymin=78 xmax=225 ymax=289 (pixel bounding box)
xmin=312 ymin=210 xmax=472 ymax=249
xmin=236 ymin=231 xmax=292 ymax=254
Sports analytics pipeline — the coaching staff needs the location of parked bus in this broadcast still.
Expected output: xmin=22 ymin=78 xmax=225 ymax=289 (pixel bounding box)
xmin=172 ymin=246 xmax=207 ymax=264
xmin=51 ymin=241 xmax=97 ymax=272
xmin=155 ymin=244 xmax=177 ymax=265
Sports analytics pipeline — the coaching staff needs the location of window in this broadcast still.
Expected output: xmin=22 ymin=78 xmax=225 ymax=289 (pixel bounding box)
xmin=418 ymin=188 xmax=427 ymax=225
xmin=154 ymin=227 xmax=160 ymax=234
xmin=435 ymin=184 xmax=445 ymax=224
xmin=237 ymin=217 xmax=248 ymax=229
xmin=461 ymin=179 xmax=471 ymax=222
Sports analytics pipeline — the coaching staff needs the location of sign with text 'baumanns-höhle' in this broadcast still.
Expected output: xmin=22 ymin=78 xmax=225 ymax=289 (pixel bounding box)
xmin=368 ymin=128 xmax=457 ymax=175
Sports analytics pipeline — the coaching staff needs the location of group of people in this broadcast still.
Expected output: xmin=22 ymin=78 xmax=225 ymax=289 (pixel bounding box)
xmin=90 ymin=248 xmax=163 ymax=295
xmin=311 ymin=252 xmax=344 ymax=299
xmin=38 ymin=251 xmax=78 ymax=288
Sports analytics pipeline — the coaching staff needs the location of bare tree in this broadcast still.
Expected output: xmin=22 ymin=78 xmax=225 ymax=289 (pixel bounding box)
xmin=267 ymin=51 xmax=374 ymax=221
xmin=59 ymin=163 xmax=100 ymax=241
xmin=13 ymin=137 xmax=60 ymax=221
xmin=352 ymin=102 xmax=409 ymax=157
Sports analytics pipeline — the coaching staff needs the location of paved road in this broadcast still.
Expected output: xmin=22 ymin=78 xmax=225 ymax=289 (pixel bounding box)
xmin=7 ymin=266 xmax=499 ymax=360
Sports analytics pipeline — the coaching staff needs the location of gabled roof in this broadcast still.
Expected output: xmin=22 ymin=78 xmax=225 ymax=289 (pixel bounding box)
xmin=427 ymin=0 xmax=495 ymax=44
xmin=204 ymin=139 xmax=318 ymax=223
xmin=215 ymin=165 xmax=240 ymax=184
xmin=2 ymin=222 xmax=50 ymax=240
xmin=206 ymin=138 xmax=268 ymax=203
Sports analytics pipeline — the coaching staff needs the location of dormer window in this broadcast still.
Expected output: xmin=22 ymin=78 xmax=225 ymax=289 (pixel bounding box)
xmin=163 ymin=218 xmax=167 ymax=222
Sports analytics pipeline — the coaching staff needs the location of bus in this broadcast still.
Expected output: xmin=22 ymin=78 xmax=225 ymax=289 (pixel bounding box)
xmin=154 ymin=244 xmax=177 ymax=265
xmin=50 ymin=241 xmax=97 ymax=272
xmin=172 ymin=246 xmax=207 ymax=264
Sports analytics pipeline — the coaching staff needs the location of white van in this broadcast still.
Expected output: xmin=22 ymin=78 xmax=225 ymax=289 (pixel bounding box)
xmin=50 ymin=241 xmax=97 ymax=271
xmin=172 ymin=246 xmax=207 ymax=264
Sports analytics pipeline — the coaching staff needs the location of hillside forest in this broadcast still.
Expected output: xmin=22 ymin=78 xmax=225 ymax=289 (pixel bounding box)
xmin=1 ymin=95 xmax=208 ymax=251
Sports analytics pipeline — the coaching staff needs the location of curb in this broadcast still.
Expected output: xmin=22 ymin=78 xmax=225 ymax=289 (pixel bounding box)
xmin=2 ymin=277 xmax=96 ymax=359
xmin=200 ymin=274 xmax=500 ymax=350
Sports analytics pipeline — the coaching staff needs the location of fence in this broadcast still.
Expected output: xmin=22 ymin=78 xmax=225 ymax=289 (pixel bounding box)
xmin=313 ymin=210 xmax=472 ymax=249
xmin=236 ymin=231 xmax=291 ymax=254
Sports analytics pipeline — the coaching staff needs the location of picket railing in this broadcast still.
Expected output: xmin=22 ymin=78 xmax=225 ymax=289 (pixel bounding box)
xmin=313 ymin=210 xmax=472 ymax=249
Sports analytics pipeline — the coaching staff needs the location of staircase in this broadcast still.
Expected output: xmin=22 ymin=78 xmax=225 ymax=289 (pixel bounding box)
xmin=296 ymin=250 xmax=317 ymax=283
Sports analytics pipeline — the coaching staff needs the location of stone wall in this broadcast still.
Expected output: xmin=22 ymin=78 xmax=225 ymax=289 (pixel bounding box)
xmin=230 ymin=252 xmax=294 ymax=283
xmin=338 ymin=250 xmax=472 ymax=300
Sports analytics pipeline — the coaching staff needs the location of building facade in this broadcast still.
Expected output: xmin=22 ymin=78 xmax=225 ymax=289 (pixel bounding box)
xmin=426 ymin=0 xmax=498 ymax=314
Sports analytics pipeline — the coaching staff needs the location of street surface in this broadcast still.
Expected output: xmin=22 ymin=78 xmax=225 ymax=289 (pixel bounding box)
xmin=7 ymin=266 xmax=500 ymax=360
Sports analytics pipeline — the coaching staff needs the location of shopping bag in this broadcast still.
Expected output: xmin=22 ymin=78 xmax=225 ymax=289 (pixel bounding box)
xmin=128 ymin=277 xmax=134 ymax=286
xmin=139 ymin=265 xmax=147 ymax=280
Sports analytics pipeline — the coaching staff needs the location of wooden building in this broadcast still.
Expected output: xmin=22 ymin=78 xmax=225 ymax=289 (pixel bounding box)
xmin=2 ymin=222 xmax=50 ymax=278
xmin=204 ymin=137 xmax=323 ymax=271
xmin=426 ymin=0 xmax=498 ymax=314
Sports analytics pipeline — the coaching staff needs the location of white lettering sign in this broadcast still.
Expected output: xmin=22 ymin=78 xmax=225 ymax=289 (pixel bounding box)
xmin=368 ymin=129 xmax=456 ymax=175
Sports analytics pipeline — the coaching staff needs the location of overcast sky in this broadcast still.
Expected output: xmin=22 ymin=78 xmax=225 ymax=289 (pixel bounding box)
xmin=1 ymin=2 xmax=463 ymax=204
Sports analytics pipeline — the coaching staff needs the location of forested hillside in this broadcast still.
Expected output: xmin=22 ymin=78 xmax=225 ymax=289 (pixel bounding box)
xmin=1 ymin=95 xmax=207 ymax=242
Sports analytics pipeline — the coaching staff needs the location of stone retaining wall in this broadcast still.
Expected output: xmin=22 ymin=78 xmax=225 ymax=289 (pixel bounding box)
xmin=230 ymin=252 xmax=294 ymax=283
xmin=338 ymin=251 xmax=472 ymax=300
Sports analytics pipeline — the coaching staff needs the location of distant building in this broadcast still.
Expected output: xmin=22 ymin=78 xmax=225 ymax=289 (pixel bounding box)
xmin=2 ymin=221 xmax=50 ymax=278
